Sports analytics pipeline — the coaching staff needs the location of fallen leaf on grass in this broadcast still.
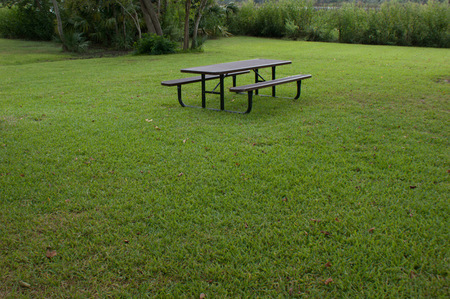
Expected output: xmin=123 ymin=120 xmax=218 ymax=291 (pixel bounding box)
xmin=320 ymin=231 xmax=331 ymax=236
xmin=368 ymin=227 xmax=375 ymax=233
xmin=325 ymin=262 xmax=332 ymax=268
xmin=46 ymin=249 xmax=57 ymax=259
xmin=199 ymin=293 xmax=206 ymax=299
xmin=324 ymin=278 xmax=333 ymax=285
xmin=145 ymin=119 xmax=153 ymax=122
xmin=282 ymin=197 xmax=288 ymax=202
xmin=154 ymin=126 xmax=160 ymax=130
xmin=178 ymin=173 xmax=183 ymax=177
xmin=409 ymin=185 xmax=417 ymax=189
xmin=19 ymin=281 xmax=31 ymax=288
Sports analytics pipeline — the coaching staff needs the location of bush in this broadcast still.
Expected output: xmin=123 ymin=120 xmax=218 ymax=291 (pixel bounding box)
xmin=0 ymin=5 xmax=53 ymax=40
xmin=229 ymin=0 xmax=332 ymax=41
xmin=347 ymin=1 xmax=449 ymax=48
xmin=133 ymin=34 xmax=178 ymax=55
xmin=282 ymin=0 xmax=335 ymax=42
xmin=227 ymin=1 xmax=258 ymax=36
xmin=228 ymin=0 xmax=448 ymax=48
xmin=421 ymin=0 xmax=450 ymax=48
xmin=63 ymin=32 xmax=90 ymax=53
xmin=334 ymin=3 xmax=368 ymax=44
xmin=254 ymin=1 xmax=285 ymax=37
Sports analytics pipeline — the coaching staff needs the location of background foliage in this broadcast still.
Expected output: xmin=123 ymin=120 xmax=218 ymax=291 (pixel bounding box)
xmin=227 ymin=0 xmax=449 ymax=47
xmin=133 ymin=32 xmax=177 ymax=54
xmin=0 ymin=1 xmax=53 ymax=40
xmin=0 ymin=0 xmax=449 ymax=50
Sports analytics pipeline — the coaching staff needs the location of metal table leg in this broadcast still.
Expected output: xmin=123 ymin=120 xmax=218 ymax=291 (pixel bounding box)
xmin=254 ymin=69 xmax=259 ymax=96
xmin=201 ymin=74 xmax=206 ymax=108
xmin=272 ymin=66 xmax=276 ymax=97
xmin=220 ymin=74 xmax=225 ymax=110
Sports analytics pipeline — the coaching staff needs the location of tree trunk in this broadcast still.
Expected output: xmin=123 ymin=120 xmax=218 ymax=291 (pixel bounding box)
xmin=183 ymin=0 xmax=191 ymax=50
xmin=191 ymin=0 xmax=208 ymax=49
xmin=140 ymin=0 xmax=163 ymax=36
xmin=114 ymin=7 xmax=120 ymax=37
xmin=122 ymin=7 xmax=127 ymax=41
xmin=51 ymin=0 xmax=67 ymax=51
xmin=157 ymin=0 xmax=161 ymax=17
xmin=134 ymin=11 xmax=142 ymax=39
xmin=117 ymin=0 xmax=142 ymax=39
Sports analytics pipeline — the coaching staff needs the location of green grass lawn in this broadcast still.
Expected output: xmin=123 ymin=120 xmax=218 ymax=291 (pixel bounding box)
xmin=0 ymin=37 xmax=449 ymax=297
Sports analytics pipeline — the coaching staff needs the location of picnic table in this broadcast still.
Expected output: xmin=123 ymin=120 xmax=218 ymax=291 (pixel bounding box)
xmin=161 ymin=59 xmax=311 ymax=113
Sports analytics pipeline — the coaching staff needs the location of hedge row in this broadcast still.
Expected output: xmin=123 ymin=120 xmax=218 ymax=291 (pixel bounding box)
xmin=227 ymin=0 xmax=449 ymax=48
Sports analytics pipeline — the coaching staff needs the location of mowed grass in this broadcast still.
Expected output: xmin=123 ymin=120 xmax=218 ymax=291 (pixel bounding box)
xmin=0 ymin=37 xmax=448 ymax=297
xmin=0 ymin=39 xmax=75 ymax=66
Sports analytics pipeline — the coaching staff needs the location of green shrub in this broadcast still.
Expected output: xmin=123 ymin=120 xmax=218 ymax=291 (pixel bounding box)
xmin=254 ymin=1 xmax=285 ymax=37
xmin=230 ymin=0 xmax=332 ymax=41
xmin=282 ymin=0 xmax=314 ymax=37
xmin=161 ymin=6 xmax=184 ymax=42
xmin=284 ymin=19 xmax=299 ymax=39
xmin=133 ymin=33 xmax=178 ymax=55
xmin=421 ymin=0 xmax=450 ymax=48
xmin=227 ymin=1 xmax=258 ymax=36
xmin=63 ymin=32 xmax=90 ymax=53
xmin=229 ymin=0 xmax=448 ymax=48
xmin=0 ymin=5 xmax=53 ymax=40
xmin=359 ymin=1 xmax=449 ymax=47
xmin=333 ymin=3 xmax=368 ymax=44
xmin=283 ymin=1 xmax=335 ymax=42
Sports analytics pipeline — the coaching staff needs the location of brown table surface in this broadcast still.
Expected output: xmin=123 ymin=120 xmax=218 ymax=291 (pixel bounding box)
xmin=180 ymin=59 xmax=291 ymax=75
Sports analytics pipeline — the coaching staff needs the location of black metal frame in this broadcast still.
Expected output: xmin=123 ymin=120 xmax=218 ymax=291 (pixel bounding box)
xmin=177 ymin=77 xmax=304 ymax=114
xmin=175 ymin=67 xmax=303 ymax=114
xmin=243 ymin=80 xmax=303 ymax=113
xmin=253 ymin=66 xmax=277 ymax=97
xmin=176 ymin=73 xmax=252 ymax=114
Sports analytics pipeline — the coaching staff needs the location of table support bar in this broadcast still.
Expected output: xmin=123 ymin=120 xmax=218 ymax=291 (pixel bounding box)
xmin=201 ymin=74 xmax=206 ymax=108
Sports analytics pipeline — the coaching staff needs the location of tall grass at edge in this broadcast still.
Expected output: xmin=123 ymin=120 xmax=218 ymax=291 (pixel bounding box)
xmin=227 ymin=0 xmax=449 ymax=48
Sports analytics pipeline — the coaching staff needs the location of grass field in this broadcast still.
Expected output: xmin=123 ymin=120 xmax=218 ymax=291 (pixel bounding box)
xmin=0 ymin=37 xmax=449 ymax=297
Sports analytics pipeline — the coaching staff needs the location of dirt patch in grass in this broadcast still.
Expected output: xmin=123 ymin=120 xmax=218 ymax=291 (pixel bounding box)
xmin=434 ymin=77 xmax=450 ymax=84
xmin=74 ymin=49 xmax=133 ymax=60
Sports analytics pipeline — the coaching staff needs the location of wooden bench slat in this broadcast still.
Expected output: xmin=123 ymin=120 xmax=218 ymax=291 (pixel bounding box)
xmin=229 ymin=74 xmax=312 ymax=92
xmin=161 ymin=70 xmax=250 ymax=86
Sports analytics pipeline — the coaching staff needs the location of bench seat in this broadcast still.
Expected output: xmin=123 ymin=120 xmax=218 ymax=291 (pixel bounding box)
xmin=229 ymin=74 xmax=311 ymax=92
xmin=229 ymin=74 xmax=312 ymax=113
